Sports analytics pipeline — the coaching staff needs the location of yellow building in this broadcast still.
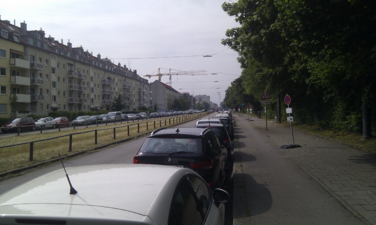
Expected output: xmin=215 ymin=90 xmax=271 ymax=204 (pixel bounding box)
xmin=0 ymin=18 xmax=152 ymax=119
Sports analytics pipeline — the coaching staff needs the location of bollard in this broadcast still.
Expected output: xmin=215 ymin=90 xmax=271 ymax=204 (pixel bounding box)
xmin=30 ymin=142 xmax=34 ymax=161
xmin=160 ymin=120 xmax=162 ymax=128
xmin=138 ymin=123 xmax=140 ymax=133
xmin=97 ymin=121 xmax=98 ymax=127
xmin=74 ymin=123 xmax=76 ymax=129
xmin=95 ymin=130 xmax=97 ymax=144
xmin=165 ymin=120 xmax=166 ymax=126
xmin=147 ymin=122 xmax=148 ymax=131
xmin=127 ymin=125 xmax=130 ymax=136
xmin=40 ymin=126 xmax=42 ymax=134
xmin=154 ymin=121 xmax=156 ymax=129
xmin=114 ymin=128 xmax=116 ymax=139
xmin=69 ymin=134 xmax=72 ymax=152
xmin=18 ymin=127 xmax=20 ymax=136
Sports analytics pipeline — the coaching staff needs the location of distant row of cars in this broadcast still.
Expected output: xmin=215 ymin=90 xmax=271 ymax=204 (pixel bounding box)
xmin=1 ymin=110 xmax=206 ymax=133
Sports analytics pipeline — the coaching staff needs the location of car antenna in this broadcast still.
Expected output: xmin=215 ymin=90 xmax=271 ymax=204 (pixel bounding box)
xmin=58 ymin=153 xmax=77 ymax=195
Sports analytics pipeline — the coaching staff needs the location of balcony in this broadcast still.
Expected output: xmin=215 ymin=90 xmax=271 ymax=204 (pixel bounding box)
xmin=102 ymin=100 xmax=111 ymax=105
xmin=10 ymin=58 xmax=30 ymax=69
xmin=78 ymin=73 xmax=87 ymax=80
xmin=16 ymin=111 xmax=31 ymax=117
xmin=68 ymin=84 xmax=79 ymax=91
xmin=68 ymin=71 xmax=79 ymax=78
xmin=14 ymin=94 xmax=31 ymax=103
xmin=51 ymin=102 xmax=59 ymax=109
xmin=31 ymin=94 xmax=44 ymax=102
xmin=123 ymin=84 xmax=131 ymax=89
xmin=79 ymin=98 xmax=88 ymax=104
xmin=30 ymin=78 xmax=44 ymax=86
xmin=68 ymin=97 xmax=79 ymax=104
xmin=102 ymin=89 xmax=111 ymax=95
xmin=30 ymin=62 xmax=44 ymax=70
xmin=78 ymin=85 xmax=88 ymax=92
xmin=10 ymin=76 xmax=30 ymax=86
xmin=101 ymin=79 xmax=111 ymax=85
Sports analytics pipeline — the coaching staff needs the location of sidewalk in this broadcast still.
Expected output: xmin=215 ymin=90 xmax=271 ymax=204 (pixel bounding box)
xmin=234 ymin=113 xmax=376 ymax=224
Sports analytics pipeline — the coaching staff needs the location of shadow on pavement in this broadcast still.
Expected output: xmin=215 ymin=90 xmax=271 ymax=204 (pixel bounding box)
xmin=236 ymin=135 xmax=247 ymax=139
xmin=348 ymin=153 xmax=376 ymax=167
xmin=233 ymin=173 xmax=272 ymax=219
xmin=233 ymin=151 xmax=256 ymax=163
xmin=236 ymin=141 xmax=246 ymax=148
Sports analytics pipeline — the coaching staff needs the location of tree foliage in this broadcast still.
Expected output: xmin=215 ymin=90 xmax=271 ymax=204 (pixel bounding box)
xmin=196 ymin=101 xmax=210 ymax=110
xmin=222 ymin=0 xmax=376 ymax=133
xmin=112 ymin=95 xmax=125 ymax=111
xmin=171 ymin=98 xmax=190 ymax=111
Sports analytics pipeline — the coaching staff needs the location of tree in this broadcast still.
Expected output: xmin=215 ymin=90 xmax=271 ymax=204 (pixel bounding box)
xmin=171 ymin=98 xmax=190 ymax=111
xmin=112 ymin=95 xmax=125 ymax=111
xmin=10 ymin=94 xmax=19 ymax=113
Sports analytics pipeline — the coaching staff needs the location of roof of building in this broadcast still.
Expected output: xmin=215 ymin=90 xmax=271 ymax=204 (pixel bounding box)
xmin=153 ymin=80 xmax=180 ymax=93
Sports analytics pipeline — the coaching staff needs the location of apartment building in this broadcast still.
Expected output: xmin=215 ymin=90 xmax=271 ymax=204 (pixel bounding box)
xmin=150 ymin=80 xmax=180 ymax=111
xmin=0 ymin=17 xmax=152 ymax=118
xmin=194 ymin=94 xmax=210 ymax=104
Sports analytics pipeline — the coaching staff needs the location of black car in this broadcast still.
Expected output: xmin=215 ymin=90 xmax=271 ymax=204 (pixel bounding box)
xmin=214 ymin=114 xmax=234 ymax=141
xmin=133 ymin=127 xmax=230 ymax=189
xmin=195 ymin=123 xmax=234 ymax=170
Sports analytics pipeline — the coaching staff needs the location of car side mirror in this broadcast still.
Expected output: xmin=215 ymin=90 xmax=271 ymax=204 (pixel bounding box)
xmin=213 ymin=188 xmax=230 ymax=205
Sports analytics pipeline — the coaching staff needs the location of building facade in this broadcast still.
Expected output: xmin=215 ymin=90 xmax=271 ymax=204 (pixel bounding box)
xmin=150 ymin=81 xmax=180 ymax=111
xmin=194 ymin=95 xmax=210 ymax=104
xmin=0 ymin=18 xmax=152 ymax=118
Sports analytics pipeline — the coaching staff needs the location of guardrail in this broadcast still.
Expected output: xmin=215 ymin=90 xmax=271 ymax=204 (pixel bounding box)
xmin=0 ymin=113 xmax=208 ymax=164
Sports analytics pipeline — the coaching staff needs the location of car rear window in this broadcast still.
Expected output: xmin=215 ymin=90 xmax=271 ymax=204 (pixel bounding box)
xmin=220 ymin=118 xmax=230 ymax=124
xmin=140 ymin=138 xmax=202 ymax=154
xmin=208 ymin=127 xmax=227 ymax=140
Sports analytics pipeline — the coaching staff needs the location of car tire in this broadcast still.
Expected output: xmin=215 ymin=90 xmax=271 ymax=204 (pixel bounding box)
xmin=41 ymin=125 xmax=45 ymax=130
xmin=32 ymin=126 xmax=36 ymax=131
xmin=52 ymin=124 xmax=56 ymax=129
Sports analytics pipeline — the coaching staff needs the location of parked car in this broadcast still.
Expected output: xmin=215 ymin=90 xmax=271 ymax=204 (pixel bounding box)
xmin=53 ymin=117 xmax=70 ymax=128
xmin=214 ymin=114 xmax=234 ymax=141
xmin=149 ymin=112 xmax=158 ymax=118
xmin=196 ymin=118 xmax=222 ymax=126
xmin=0 ymin=164 xmax=229 ymax=225
xmin=35 ymin=117 xmax=56 ymax=130
xmin=139 ymin=112 xmax=147 ymax=119
xmin=121 ymin=113 xmax=128 ymax=121
xmin=108 ymin=111 xmax=122 ymax=122
xmin=88 ymin=115 xmax=101 ymax=124
xmin=133 ymin=127 xmax=231 ymax=189
xmin=71 ymin=115 xmax=91 ymax=126
xmin=1 ymin=117 xmax=35 ymax=133
xmin=98 ymin=114 xmax=110 ymax=123
xmin=195 ymin=123 xmax=234 ymax=170
xmin=127 ymin=113 xmax=136 ymax=120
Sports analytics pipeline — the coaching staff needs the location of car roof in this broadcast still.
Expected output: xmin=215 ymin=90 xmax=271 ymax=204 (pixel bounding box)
xmin=0 ymin=164 xmax=195 ymax=224
xmin=196 ymin=123 xmax=226 ymax=128
xmin=150 ymin=127 xmax=208 ymax=137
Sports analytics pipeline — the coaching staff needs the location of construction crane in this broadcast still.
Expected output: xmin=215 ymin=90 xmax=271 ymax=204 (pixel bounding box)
xmin=144 ymin=68 xmax=207 ymax=86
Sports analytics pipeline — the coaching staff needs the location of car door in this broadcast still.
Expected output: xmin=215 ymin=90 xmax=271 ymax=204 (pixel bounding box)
xmin=168 ymin=175 xmax=224 ymax=225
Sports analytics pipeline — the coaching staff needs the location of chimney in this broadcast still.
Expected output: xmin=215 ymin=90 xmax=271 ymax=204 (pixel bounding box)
xmin=14 ymin=19 xmax=15 ymax=25
xmin=4 ymin=20 xmax=10 ymax=24
xmin=61 ymin=39 xmax=64 ymax=44
xmin=133 ymin=70 xmax=137 ymax=74
xmin=97 ymin=53 xmax=101 ymax=60
xmin=123 ymin=64 xmax=127 ymax=69
xmin=48 ymin=35 xmax=54 ymax=43
xmin=67 ymin=39 xmax=72 ymax=51
xmin=20 ymin=21 xmax=27 ymax=35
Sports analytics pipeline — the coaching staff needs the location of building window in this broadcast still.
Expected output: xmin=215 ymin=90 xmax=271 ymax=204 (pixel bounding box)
xmin=52 ymin=95 xmax=57 ymax=102
xmin=52 ymin=81 xmax=56 ymax=89
xmin=63 ymin=78 xmax=65 ymax=83
xmin=46 ymin=74 xmax=49 ymax=81
xmin=91 ymin=98 xmax=94 ymax=104
xmin=0 ymin=67 xmax=6 ymax=76
xmin=91 ymin=87 xmax=94 ymax=93
xmin=45 ymin=59 xmax=49 ymax=66
xmin=13 ymin=34 xmax=20 ymax=42
xmin=30 ymin=55 xmax=35 ymax=62
xmin=1 ymin=29 xmax=8 ymax=38
xmin=46 ymin=89 xmax=49 ymax=95
xmin=91 ymin=77 xmax=93 ymax=82
xmin=51 ymin=55 xmax=56 ymax=60
xmin=63 ymin=91 xmax=66 ymax=97
xmin=47 ymin=104 xmax=50 ymax=110
xmin=39 ymin=57 xmax=42 ymax=63
xmin=63 ymin=64 xmax=65 ymax=70
xmin=40 ymin=103 xmax=43 ymax=111
xmin=0 ymin=86 xmax=6 ymax=95
xmin=57 ymin=62 xmax=60 ymax=68
xmin=51 ymin=67 xmax=56 ymax=75
xmin=0 ymin=104 xmax=7 ymax=113
xmin=58 ymin=91 xmax=60 ymax=96
xmin=58 ymin=77 xmax=60 ymax=82
xmin=11 ymin=70 xmax=20 ymax=76
xmin=63 ymin=105 xmax=66 ymax=110
xmin=0 ymin=49 xmax=6 ymax=58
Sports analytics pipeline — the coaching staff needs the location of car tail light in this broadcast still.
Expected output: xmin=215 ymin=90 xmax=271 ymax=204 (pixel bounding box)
xmin=223 ymin=139 xmax=229 ymax=143
xmin=190 ymin=158 xmax=213 ymax=169
xmin=133 ymin=156 xmax=149 ymax=164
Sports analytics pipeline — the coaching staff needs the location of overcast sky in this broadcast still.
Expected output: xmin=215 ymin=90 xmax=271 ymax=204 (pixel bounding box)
xmin=1 ymin=0 xmax=241 ymax=106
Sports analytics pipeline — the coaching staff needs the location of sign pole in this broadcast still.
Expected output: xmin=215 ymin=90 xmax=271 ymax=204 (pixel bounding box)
xmin=265 ymin=106 xmax=267 ymax=131
xmin=289 ymin=105 xmax=295 ymax=145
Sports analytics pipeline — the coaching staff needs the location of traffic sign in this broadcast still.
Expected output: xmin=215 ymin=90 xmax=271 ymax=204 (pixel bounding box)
xmin=284 ymin=94 xmax=291 ymax=105
xmin=249 ymin=104 xmax=252 ymax=108
xmin=261 ymin=92 xmax=271 ymax=99
xmin=286 ymin=108 xmax=292 ymax=114
xmin=261 ymin=100 xmax=271 ymax=105
xmin=287 ymin=116 xmax=294 ymax=122
xmin=241 ymin=103 xmax=244 ymax=106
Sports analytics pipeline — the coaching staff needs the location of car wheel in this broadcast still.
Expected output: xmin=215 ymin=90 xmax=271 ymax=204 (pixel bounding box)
xmin=32 ymin=126 xmax=36 ymax=131
xmin=41 ymin=125 xmax=45 ymax=130
xmin=52 ymin=124 xmax=56 ymax=129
